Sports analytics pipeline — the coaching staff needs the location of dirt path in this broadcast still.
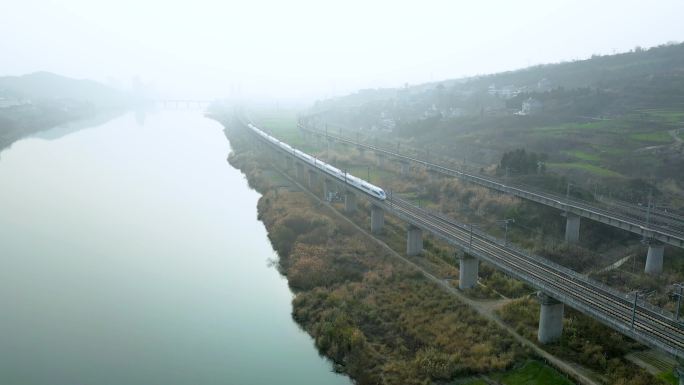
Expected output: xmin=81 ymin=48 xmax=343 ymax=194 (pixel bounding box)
xmin=278 ymin=169 xmax=606 ymax=385
xmin=593 ymin=253 xmax=634 ymax=274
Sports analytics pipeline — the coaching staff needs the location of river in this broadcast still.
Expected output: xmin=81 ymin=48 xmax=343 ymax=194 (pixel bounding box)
xmin=0 ymin=111 xmax=351 ymax=385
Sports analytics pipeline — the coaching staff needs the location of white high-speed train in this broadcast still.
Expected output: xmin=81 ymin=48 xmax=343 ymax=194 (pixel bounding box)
xmin=247 ymin=123 xmax=387 ymax=201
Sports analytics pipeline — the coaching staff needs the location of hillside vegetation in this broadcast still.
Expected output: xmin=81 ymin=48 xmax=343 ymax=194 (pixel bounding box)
xmin=309 ymin=42 xmax=684 ymax=209
xmin=224 ymin=123 xmax=530 ymax=384
xmin=213 ymin=109 xmax=677 ymax=385
xmin=0 ymin=72 xmax=129 ymax=151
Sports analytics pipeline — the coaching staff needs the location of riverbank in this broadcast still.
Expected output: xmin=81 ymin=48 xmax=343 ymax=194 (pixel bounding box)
xmin=219 ymin=117 xmax=600 ymax=385
xmin=0 ymin=111 xmax=353 ymax=385
xmin=0 ymin=103 xmax=124 ymax=152
xmin=219 ymin=108 xmax=678 ymax=385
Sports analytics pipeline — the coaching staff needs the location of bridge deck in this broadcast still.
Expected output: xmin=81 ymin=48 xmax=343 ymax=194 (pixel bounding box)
xmin=245 ymin=120 xmax=684 ymax=358
xmin=299 ymin=124 xmax=684 ymax=248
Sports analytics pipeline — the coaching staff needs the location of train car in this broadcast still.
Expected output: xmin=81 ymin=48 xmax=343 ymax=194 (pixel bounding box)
xmin=247 ymin=122 xmax=386 ymax=201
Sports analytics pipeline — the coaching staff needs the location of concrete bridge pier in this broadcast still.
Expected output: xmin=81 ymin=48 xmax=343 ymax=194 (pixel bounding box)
xmin=675 ymin=365 xmax=684 ymax=385
xmin=370 ymin=204 xmax=384 ymax=234
xmin=295 ymin=162 xmax=304 ymax=180
xmin=537 ymin=292 xmax=564 ymax=344
xmin=563 ymin=212 xmax=580 ymax=243
xmin=376 ymin=154 xmax=385 ymax=168
xmin=358 ymin=146 xmax=365 ymax=157
xmin=323 ymin=178 xmax=333 ymax=201
xmin=426 ymin=169 xmax=438 ymax=183
xmin=307 ymin=169 xmax=317 ymax=188
xmin=400 ymin=161 xmax=409 ymax=176
xmin=459 ymin=253 xmax=479 ymax=289
xmin=345 ymin=191 xmax=357 ymax=213
xmin=645 ymin=240 xmax=665 ymax=275
xmin=406 ymin=224 xmax=423 ymax=256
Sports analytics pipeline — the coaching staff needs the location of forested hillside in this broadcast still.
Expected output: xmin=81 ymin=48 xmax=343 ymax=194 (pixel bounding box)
xmin=310 ymin=42 xmax=684 ymax=208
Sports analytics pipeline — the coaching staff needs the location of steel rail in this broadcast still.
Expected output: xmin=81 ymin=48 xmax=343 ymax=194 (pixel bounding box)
xmin=381 ymin=197 xmax=684 ymax=357
xmin=243 ymin=119 xmax=684 ymax=358
xmin=300 ymin=124 xmax=684 ymax=248
xmin=392 ymin=197 xmax=683 ymax=335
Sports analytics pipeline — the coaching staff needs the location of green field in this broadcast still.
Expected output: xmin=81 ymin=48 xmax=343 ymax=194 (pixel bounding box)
xmin=565 ymin=150 xmax=601 ymax=162
xmin=548 ymin=162 xmax=624 ymax=178
xmin=491 ymin=361 xmax=575 ymax=385
xmin=346 ymin=165 xmax=393 ymax=184
xmin=253 ymin=111 xmax=306 ymax=147
xmin=658 ymin=370 xmax=677 ymax=385
xmin=629 ymin=131 xmax=673 ymax=143
xmin=459 ymin=379 xmax=488 ymax=385
xmin=453 ymin=361 xmax=576 ymax=385
xmin=637 ymin=108 xmax=684 ymax=124
xmin=255 ymin=112 xmax=325 ymax=154
xmin=593 ymin=145 xmax=628 ymax=156
xmin=531 ymin=120 xmax=613 ymax=134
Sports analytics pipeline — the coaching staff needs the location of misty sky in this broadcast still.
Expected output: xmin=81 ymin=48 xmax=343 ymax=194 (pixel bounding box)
xmin=1 ymin=0 xmax=683 ymax=101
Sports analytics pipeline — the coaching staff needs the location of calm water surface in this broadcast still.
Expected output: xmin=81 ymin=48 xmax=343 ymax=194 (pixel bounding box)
xmin=0 ymin=111 xmax=350 ymax=385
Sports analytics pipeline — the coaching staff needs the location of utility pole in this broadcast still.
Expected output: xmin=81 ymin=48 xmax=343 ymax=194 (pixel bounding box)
xmin=630 ymin=289 xmax=655 ymax=329
xmin=646 ymin=190 xmax=653 ymax=227
xmin=673 ymin=283 xmax=684 ymax=321
xmin=631 ymin=290 xmax=639 ymax=330
xmin=468 ymin=223 xmax=481 ymax=254
xmin=497 ymin=218 xmax=515 ymax=246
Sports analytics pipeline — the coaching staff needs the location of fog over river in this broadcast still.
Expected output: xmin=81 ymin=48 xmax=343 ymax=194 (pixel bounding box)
xmin=0 ymin=111 xmax=350 ymax=385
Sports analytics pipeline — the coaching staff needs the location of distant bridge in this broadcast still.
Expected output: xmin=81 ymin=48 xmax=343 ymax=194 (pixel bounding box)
xmin=157 ymin=99 xmax=213 ymax=109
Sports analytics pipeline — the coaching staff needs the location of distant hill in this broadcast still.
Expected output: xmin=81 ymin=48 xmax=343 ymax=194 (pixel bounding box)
xmin=452 ymin=43 xmax=684 ymax=95
xmin=314 ymin=42 xmax=684 ymax=115
xmin=308 ymin=42 xmax=684 ymax=207
xmin=0 ymin=72 xmax=127 ymax=107
xmin=0 ymin=72 xmax=130 ymax=151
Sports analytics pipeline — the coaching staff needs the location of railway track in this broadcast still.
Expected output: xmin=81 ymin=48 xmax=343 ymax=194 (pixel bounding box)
xmin=378 ymin=196 xmax=684 ymax=357
xmin=300 ymin=125 xmax=684 ymax=248
xmin=244 ymin=118 xmax=684 ymax=358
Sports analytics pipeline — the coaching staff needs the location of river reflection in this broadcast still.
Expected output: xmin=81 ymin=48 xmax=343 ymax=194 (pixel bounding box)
xmin=0 ymin=111 xmax=350 ymax=385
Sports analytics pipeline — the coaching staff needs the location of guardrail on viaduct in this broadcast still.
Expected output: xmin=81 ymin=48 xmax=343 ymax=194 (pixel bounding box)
xmin=239 ymin=119 xmax=684 ymax=361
